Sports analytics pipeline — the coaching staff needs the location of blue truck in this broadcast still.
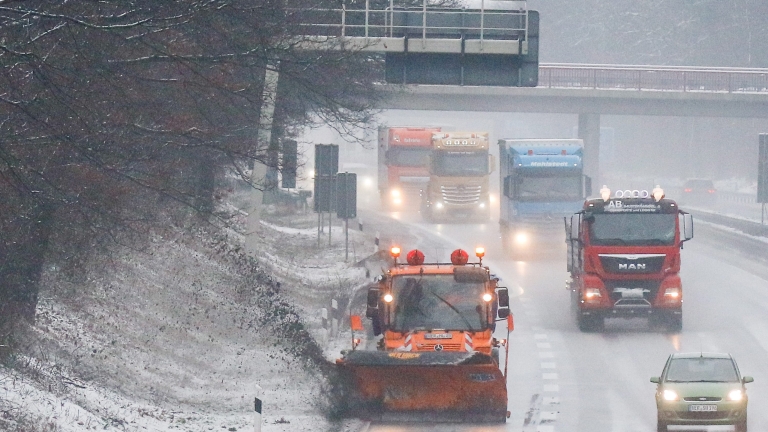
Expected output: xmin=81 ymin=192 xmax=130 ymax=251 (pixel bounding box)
xmin=498 ymin=139 xmax=591 ymax=259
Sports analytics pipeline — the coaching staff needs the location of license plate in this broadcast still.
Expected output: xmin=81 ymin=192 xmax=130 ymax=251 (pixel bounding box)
xmin=689 ymin=404 xmax=717 ymax=412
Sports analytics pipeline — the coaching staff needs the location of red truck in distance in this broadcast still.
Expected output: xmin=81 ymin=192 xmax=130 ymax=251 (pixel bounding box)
xmin=378 ymin=127 xmax=440 ymax=211
xmin=565 ymin=186 xmax=694 ymax=332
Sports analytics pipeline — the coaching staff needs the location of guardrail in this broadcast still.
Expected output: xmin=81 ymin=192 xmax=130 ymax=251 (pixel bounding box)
xmin=288 ymin=4 xmax=529 ymax=41
xmin=539 ymin=64 xmax=768 ymax=94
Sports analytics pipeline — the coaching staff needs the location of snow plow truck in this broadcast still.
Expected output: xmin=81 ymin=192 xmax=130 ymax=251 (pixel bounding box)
xmin=337 ymin=247 xmax=512 ymax=422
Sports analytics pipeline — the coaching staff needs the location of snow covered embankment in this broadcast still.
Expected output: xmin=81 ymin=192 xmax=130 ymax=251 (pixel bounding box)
xmin=1 ymin=217 xmax=369 ymax=432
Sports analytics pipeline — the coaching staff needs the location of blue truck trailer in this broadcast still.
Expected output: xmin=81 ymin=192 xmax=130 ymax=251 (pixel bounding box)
xmin=498 ymin=139 xmax=591 ymax=259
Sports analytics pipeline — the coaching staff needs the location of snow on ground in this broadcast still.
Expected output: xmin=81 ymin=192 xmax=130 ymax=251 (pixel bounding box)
xmin=0 ymin=200 xmax=373 ymax=432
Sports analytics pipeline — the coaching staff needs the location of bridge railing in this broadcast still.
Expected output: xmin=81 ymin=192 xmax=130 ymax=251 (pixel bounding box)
xmin=287 ymin=6 xmax=529 ymax=41
xmin=539 ymin=64 xmax=768 ymax=93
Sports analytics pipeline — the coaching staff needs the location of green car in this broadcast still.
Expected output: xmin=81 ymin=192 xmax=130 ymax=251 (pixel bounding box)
xmin=651 ymin=352 xmax=753 ymax=432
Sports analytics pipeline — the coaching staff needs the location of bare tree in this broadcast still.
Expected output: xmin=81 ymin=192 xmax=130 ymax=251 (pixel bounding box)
xmin=0 ymin=0 xmax=385 ymax=324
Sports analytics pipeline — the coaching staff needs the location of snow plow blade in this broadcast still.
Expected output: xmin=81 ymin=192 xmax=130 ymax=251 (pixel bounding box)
xmin=337 ymin=350 xmax=507 ymax=422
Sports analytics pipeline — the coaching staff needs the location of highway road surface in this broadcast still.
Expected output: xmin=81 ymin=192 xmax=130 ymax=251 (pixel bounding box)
xmin=357 ymin=208 xmax=768 ymax=432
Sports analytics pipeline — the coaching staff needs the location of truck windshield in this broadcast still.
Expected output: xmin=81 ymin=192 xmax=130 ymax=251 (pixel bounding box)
xmin=516 ymin=175 xmax=582 ymax=202
xmin=390 ymin=275 xmax=487 ymax=331
xmin=432 ymin=151 xmax=488 ymax=176
xmin=665 ymin=358 xmax=739 ymax=383
xmin=589 ymin=213 xmax=676 ymax=246
xmin=386 ymin=148 xmax=432 ymax=167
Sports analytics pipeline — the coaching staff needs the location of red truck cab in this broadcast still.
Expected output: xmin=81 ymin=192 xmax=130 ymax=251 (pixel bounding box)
xmin=378 ymin=127 xmax=440 ymax=211
xmin=566 ymin=187 xmax=694 ymax=332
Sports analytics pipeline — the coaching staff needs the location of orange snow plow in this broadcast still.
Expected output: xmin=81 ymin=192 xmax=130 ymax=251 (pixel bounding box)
xmin=337 ymin=247 xmax=513 ymax=423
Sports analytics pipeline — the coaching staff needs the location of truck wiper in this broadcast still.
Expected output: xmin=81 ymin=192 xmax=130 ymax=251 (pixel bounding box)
xmin=431 ymin=292 xmax=475 ymax=331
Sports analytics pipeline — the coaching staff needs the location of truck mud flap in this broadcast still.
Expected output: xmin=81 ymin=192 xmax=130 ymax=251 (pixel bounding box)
xmin=337 ymin=350 xmax=507 ymax=422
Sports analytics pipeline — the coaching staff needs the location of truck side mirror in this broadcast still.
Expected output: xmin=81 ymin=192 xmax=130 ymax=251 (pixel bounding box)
xmin=366 ymin=288 xmax=379 ymax=318
xmin=681 ymin=212 xmax=693 ymax=242
xmin=497 ymin=287 xmax=510 ymax=319
xmin=584 ymin=176 xmax=592 ymax=197
xmin=488 ymin=154 xmax=496 ymax=174
xmin=568 ymin=214 xmax=581 ymax=241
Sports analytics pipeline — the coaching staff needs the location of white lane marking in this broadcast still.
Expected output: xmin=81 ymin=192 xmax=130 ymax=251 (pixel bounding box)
xmin=538 ymin=352 xmax=555 ymax=358
xmin=541 ymin=362 xmax=556 ymax=369
xmin=534 ymin=334 xmax=548 ymax=340
xmin=543 ymin=384 xmax=560 ymax=392
xmin=542 ymin=396 xmax=560 ymax=405
xmin=540 ymin=411 xmax=558 ymax=421
xmin=542 ymin=373 xmax=559 ymax=380
xmin=536 ymin=342 xmax=552 ymax=349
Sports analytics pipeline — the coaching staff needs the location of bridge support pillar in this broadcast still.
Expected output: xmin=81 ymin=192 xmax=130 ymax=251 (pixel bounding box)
xmin=578 ymin=113 xmax=601 ymax=186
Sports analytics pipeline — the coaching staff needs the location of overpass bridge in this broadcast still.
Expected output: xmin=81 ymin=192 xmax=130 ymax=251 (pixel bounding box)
xmin=291 ymin=3 xmax=768 ymax=179
xmin=380 ymin=63 xmax=768 ymax=180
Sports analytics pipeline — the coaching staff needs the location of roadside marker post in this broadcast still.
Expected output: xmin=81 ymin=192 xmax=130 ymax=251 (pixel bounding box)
xmin=321 ymin=308 xmax=329 ymax=346
xmin=254 ymin=384 xmax=263 ymax=432
xmin=331 ymin=299 xmax=339 ymax=338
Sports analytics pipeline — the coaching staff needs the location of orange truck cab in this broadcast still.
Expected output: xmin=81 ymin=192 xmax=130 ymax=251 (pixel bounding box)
xmin=339 ymin=247 xmax=512 ymax=423
xmin=565 ymin=186 xmax=694 ymax=332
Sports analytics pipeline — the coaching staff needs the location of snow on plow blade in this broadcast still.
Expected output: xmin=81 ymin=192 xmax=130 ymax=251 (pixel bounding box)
xmin=338 ymin=350 xmax=507 ymax=422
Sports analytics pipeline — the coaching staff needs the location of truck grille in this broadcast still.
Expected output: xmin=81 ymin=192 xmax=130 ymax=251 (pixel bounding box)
xmin=440 ymin=185 xmax=482 ymax=204
xmin=599 ymin=254 xmax=665 ymax=274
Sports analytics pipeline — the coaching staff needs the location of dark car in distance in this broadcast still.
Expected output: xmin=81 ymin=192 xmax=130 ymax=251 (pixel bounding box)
xmin=651 ymin=352 xmax=753 ymax=432
xmin=679 ymin=178 xmax=717 ymax=207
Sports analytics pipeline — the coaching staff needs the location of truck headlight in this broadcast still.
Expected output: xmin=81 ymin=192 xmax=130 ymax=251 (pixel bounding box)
xmin=479 ymin=202 xmax=486 ymax=209
xmin=584 ymin=288 xmax=602 ymax=301
xmin=435 ymin=201 xmax=444 ymax=209
xmin=514 ymin=232 xmax=529 ymax=246
xmin=663 ymin=287 xmax=681 ymax=302
xmin=391 ymin=189 xmax=401 ymax=198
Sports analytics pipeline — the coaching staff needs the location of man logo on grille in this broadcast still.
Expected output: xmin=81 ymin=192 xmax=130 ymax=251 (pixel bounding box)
xmin=434 ymin=344 xmax=444 ymax=351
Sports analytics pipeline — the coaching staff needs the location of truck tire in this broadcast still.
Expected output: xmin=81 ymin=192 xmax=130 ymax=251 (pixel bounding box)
xmin=578 ymin=313 xmax=603 ymax=332
xmin=660 ymin=311 xmax=683 ymax=333
xmin=667 ymin=315 xmax=683 ymax=333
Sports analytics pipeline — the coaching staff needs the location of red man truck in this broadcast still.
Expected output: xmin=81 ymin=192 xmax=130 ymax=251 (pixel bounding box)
xmin=378 ymin=126 xmax=440 ymax=211
xmin=565 ymin=186 xmax=694 ymax=332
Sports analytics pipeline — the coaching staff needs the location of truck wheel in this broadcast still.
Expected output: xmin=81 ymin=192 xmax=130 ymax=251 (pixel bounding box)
xmin=666 ymin=313 xmax=683 ymax=333
xmin=578 ymin=314 xmax=603 ymax=332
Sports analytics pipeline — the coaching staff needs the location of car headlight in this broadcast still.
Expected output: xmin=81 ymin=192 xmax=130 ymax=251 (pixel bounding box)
xmin=663 ymin=389 xmax=678 ymax=401
xmin=728 ymin=389 xmax=743 ymax=401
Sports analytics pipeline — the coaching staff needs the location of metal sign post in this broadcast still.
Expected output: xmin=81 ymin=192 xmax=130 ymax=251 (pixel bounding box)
xmin=758 ymin=134 xmax=768 ymax=226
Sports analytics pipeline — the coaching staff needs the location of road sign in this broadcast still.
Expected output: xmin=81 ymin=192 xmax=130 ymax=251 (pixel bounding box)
xmin=336 ymin=172 xmax=357 ymax=219
xmin=281 ymin=139 xmax=297 ymax=189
